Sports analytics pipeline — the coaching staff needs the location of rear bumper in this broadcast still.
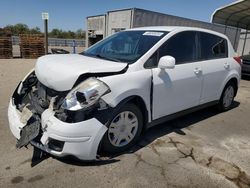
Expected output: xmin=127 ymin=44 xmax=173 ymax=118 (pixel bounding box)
xmin=8 ymin=100 xmax=108 ymax=160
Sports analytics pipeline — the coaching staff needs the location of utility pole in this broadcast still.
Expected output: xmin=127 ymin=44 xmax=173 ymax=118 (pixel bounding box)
xmin=42 ymin=12 xmax=49 ymax=54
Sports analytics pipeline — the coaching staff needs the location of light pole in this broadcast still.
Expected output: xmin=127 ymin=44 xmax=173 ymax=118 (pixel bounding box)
xmin=42 ymin=12 xmax=49 ymax=54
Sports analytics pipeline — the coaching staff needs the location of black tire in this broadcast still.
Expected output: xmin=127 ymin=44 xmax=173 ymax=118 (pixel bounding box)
xmin=217 ymin=82 xmax=236 ymax=112
xmin=101 ymin=103 xmax=143 ymax=154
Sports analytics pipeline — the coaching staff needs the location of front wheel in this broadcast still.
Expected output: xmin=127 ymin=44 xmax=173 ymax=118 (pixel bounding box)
xmin=217 ymin=82 xmax=236 ymax=111
xmin=101 ymin=103 xmax=143 ymax=154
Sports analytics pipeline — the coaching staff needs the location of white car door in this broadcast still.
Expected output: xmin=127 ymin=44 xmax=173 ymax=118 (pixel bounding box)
xmin=198 ymin=32 xmax=230 ymax=104
xmin=146 ymin=31 xmax=203 ymax=120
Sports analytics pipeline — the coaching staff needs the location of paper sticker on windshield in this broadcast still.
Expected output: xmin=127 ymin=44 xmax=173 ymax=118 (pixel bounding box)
xmin=143 ymin=32 xmax=164 ymax=37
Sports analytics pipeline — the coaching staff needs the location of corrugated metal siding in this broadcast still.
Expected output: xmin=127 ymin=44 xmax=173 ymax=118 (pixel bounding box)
xmin=86 ymin=8 xmax=242 ymax=49
xmin=237 ymin=32 xmax=250 ymax=55
xmin=132 ymin=9 xmax=240 ymax=50
xmin=86 ymin=15 xmax=106 ymax=47
xmin=107 ymin=10 xmax=132 ymax=36
xmin=87 ymin=16 xmax=106 ymax=33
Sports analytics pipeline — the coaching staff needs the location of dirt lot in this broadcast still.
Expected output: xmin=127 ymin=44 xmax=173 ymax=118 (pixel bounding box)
xmin=0 ymin=59 xmax=250 ymax=188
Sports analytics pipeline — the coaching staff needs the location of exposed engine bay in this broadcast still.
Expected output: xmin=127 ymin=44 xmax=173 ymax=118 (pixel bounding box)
xmin=13 ymin=71 xmax=114 ymax=149
xmin=13 ymin=71 xmax=66 ymax=148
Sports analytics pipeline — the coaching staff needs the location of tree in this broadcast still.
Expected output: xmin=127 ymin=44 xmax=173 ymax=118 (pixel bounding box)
xmin=29 ymin=27 xmax=41 ymax=34
xmin=12 ymin=23 xmax=29 ymax=34
xmin=2 ymin=23 xmax=36 ymax=35
xmin=76 ymin=29 xmax=85 ymax=39
xmin=3 ymin=25 xmax=15 ymax=35
xmin=1 ymin=23 xmax=86 ymax=39
xmin=49 ymin=28 xmax=62 ymax=38
xmin=0 ymin=27 xmax=11 ymax=36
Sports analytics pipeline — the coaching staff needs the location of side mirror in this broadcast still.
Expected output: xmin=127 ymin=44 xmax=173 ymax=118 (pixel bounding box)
xmin=158 ymin=56 xmax=176 ymax=69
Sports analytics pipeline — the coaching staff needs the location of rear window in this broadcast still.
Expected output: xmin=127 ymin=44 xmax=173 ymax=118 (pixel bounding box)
xmin=199 ymin=32 xmax=228 ymax=60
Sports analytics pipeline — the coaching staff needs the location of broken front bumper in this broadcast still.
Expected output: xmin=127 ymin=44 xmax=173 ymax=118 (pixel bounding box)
xmin=8 ymin=100 xmax=107 ymax=160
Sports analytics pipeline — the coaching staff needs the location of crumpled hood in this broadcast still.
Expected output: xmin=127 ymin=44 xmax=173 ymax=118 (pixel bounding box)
xmin=35 ymin=54 xmax=127 ymax=91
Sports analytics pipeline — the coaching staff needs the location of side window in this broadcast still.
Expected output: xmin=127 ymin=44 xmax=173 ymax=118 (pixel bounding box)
xmin=159 ymin=31 xmax=197 ymax=64
xmin=199 ymin=32 xmax=228 ymax=60
xmin=144 ymin=51 xmax=158 ymax=68
xmin=144 ymin=31 xmax=197 ymax=68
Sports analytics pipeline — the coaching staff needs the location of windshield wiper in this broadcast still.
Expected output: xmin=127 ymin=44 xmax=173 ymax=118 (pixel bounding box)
xmin=82 ymin=52 xmax=122 ymax=62
xmin=95 ymin=54 xmax=121 ymax=62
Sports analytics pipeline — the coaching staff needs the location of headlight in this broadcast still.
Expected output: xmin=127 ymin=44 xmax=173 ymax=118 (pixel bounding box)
xmin=62 ymin=77 xmax=110 ymax=111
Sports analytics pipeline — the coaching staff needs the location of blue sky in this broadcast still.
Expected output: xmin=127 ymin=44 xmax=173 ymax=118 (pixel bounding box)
xmin=0 ymin=0 xmax=234 ymax=31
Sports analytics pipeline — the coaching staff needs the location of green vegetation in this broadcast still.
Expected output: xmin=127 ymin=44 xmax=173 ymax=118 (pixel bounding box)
xmin=0 ymin=23 xmax=85 ymax=39
xmin=49 ymin=28 xmax=85 ymax=39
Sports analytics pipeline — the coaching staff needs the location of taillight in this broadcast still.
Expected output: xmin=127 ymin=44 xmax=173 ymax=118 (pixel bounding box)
xmin=233 ymin=56 xmax=242 ymax=65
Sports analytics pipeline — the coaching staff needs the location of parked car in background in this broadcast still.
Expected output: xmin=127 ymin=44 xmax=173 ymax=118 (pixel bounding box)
xmin=241 ymin=54 xmax=250 ymax=76
xmin=8 ymin=26 xmax=241 ymax=161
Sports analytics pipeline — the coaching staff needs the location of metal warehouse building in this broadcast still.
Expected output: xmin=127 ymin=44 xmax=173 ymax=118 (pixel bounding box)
xmin=86 ymin=8 xmax=240 ymax=50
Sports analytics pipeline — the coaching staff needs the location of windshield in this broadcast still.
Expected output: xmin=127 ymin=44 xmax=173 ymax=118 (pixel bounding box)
xmin=82 ymin=30 xmax=168 ymax=63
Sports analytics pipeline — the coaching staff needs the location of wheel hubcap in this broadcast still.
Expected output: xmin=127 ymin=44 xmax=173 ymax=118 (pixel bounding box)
xmin=108 ymin=111 xmax=138 ymax=147
xmin=223 ymin=86 xmax=234 ymax=108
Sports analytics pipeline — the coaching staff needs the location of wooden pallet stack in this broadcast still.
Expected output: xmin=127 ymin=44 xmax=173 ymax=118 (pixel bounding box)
xmin=20 ymin=34 xmax=45 ymax=58
xmin=0 ymin=36 xmax=12 ymax=59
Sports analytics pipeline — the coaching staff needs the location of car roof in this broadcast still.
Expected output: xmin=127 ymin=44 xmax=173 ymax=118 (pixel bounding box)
xmin=127 ymin=26 xmax=228 ymax=39
xmin=128 ymin=26 xmax=181 ymax=32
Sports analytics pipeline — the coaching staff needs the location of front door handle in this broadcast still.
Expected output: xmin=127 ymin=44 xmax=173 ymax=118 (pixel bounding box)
xmin=194 ymin=67 xmax=202 ymax=75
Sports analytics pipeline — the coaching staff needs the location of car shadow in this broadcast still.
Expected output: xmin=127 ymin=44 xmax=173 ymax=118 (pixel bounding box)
xmin=56 ymin=156 xmax=121 ymax=166
xmin=31 ymin=101 xmax=240 ymax=167
xmin=100 ymin=101 xmax=240 ymax=159
xmin=30 ymin=146 xmax=121 ymax=167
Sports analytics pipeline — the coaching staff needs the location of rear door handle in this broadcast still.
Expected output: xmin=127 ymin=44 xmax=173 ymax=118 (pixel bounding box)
xmin=194 ymin=67 xmax=202 ymax=75
xmin=224 ymin=62 xmax=230 ymax=69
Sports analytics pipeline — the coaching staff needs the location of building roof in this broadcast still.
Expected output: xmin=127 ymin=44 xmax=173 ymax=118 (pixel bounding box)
xmin=211 ymin=0 xmax=250 ymax=29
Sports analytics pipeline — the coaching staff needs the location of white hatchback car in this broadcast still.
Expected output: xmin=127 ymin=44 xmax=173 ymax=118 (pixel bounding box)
xmin=8 ymin=27 xmax=241 ymax=160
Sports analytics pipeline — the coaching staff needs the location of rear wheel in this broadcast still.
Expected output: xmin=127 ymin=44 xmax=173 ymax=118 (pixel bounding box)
xmin=217 ymin=82 xmax=236 ymax=111
xmin=101 ymin=103 xmax=143 ymax=154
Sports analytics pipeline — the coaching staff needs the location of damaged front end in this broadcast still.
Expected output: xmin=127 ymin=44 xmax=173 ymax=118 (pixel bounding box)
xmin=11 ymin=70 xmax=68 ymax=148
xmin=8 ymin=69 xmax=117 ymax=160
xmin=8 ymin=57 xmax=133 ymax=160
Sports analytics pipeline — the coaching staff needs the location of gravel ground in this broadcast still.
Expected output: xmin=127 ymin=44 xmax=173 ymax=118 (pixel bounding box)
xmin=0 ymin=59 xmax=250 ymax=188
